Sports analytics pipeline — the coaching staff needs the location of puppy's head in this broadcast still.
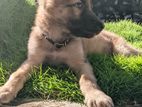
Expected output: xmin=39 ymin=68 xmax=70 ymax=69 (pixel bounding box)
xmin=38 ymin=0 xmax=104 ymax=38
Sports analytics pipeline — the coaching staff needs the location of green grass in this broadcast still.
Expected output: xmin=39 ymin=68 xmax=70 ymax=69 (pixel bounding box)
xmin=0 ymin=0 xmax=142 ymax=106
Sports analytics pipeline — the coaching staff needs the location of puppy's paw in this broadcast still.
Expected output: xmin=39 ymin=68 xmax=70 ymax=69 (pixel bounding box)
xmin=85 ymin=89 xmax=114 ymax=107
xmin=0 ymin=85 xmax=16 ymax=104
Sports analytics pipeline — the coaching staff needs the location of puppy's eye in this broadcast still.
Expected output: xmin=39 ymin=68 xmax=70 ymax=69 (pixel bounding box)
xmin=73 ymin=2 xmax=83 ymax=8
xmin=66 ymin=2 xmax=83 ymax=8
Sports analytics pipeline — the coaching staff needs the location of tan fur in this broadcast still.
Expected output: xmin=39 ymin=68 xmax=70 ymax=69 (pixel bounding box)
xmin=0 ymin=0 xmax=141 ymax=107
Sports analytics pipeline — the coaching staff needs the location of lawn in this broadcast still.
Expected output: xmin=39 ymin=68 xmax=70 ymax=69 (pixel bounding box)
xmin=0 ymin=0 xmax=142 ymax=106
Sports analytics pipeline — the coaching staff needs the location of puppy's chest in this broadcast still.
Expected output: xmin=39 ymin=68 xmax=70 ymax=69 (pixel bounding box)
xmin=45 ymin=39 xmax=84 ymax=64
xmin=45 ymin=48 xmax=67 ymax=64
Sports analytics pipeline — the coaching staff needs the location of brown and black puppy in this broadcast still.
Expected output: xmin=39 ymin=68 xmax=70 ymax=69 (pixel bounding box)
xmin=0 ymin=0 xmax=141 ymax=107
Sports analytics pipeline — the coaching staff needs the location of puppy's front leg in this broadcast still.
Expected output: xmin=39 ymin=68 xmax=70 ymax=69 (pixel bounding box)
xmin=68 ymin=60 xmax=114 ymax=107
xmin=0 ymin=54 xmax=44 ymax=104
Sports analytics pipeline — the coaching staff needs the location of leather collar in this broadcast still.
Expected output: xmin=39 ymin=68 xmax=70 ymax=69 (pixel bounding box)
xmin=42 ymin=33 xmax=73 ymax=49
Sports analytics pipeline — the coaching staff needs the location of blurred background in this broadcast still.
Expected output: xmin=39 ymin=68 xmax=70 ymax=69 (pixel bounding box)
xmin=93 ymin=0 xmax=142 ymax=23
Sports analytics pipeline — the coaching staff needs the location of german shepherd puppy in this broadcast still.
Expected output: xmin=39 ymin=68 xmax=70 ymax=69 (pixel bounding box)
xmin=0 ymin=0 xmax=141 ymax=107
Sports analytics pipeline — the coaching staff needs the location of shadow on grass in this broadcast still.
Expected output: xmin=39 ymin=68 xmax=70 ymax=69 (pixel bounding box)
xmin=88 ymin=54 xmax=142 ymax=105
xmin=0 ymin=0 xmax=36 ymax=68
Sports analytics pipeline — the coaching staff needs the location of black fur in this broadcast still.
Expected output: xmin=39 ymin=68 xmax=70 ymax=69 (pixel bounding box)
xmin=68 ymin=6 xmax=104 ymax=38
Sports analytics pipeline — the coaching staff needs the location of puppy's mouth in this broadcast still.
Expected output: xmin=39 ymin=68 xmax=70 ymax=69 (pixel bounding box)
xmin=68 ymin=19 xmax=104 ymax=38
xmin=83 ymin=28 xmax=103 ymax=38
xmin=69 ymin=26 xmax=104 ymax=38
